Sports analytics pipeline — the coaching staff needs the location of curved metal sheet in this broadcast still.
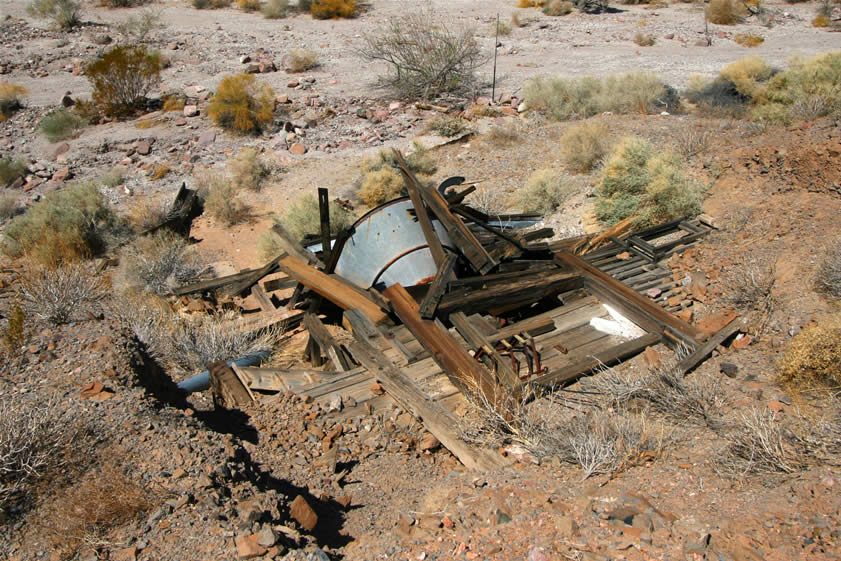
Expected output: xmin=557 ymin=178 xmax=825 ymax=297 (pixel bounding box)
xmin=334 ymin=197 xmax=454 ymax=289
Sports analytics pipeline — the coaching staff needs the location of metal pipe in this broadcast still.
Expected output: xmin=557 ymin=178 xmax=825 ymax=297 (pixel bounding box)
xmin=176 ymin=351 xmax=269 ymax=394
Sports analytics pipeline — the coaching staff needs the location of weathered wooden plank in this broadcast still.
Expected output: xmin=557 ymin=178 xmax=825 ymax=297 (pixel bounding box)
xmin=678 ymin=316 xmax=744 ymax=377
xmin=419 ymin=253 xmax=457 ymax=319
xmin=271 ymin=223 xmax=325 ymax=269
xmin=222 ymin=256 xmax=283 ymax=298
xmin=276 ymin=255 xmax=388 ymax=325
xmin=251 ymin=284 xmax=276 ymax=313
xmin=383 ymin=284 xmax=498 ymax=401
xmin=208 ymin=361 xmax=253 ymax=408
xmin=263 ymin=276 xmax=297 ymax=293
xmin=451 ymin=312 xmax=518 ymax=387
xmin=489 ymin=316 xmax=556 ymax=343
xmin=555 ymin=251 xmax=703 ymax=347
xmin=529 ymin=332 xmax=661 ymax=388
xmin=174 ymin=267 xmax=263 ymax=297
xmin=344 ymin=309 xmax=508 ymax=471
xmin=395 ymin=150 xmax=446 ymax=268
xmin=303 ymin=313 xmax=353 ymax=371
xmin=236 ymin=367 xmax=331 ymax=392
xmin=318 ymin=187 xmax=332 ymax=264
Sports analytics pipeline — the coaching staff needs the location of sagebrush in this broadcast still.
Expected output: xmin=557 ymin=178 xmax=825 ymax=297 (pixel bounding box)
xmin=283 ymin=49 xmax=319 ymax=73
xmin=198 ymin=170 xmax=250 ymax=226
xmin=228 ymin=147 xmax=271 ymax=192
xmin=39 ymin=108 xmax=85 ymax=142
xmin=560 ymin=121 xmax=613 ymax=173
xmin=0 ymin=158 xmax=27 ymax=187
xmin=265 ymin=193 xmax=355 ymax=248
xmin=514 ymin=169 xmax=575 ymax=214
xmin=357 ymin=142 xmax=437 ymax=208
xmin=706 ymin=0 xmax=746 ymax=25
xmin=262 ymin=0 xmax=289 ymax=17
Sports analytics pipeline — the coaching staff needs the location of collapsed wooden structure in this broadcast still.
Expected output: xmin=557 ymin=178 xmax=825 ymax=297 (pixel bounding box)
xmin=175 ymin=152 xmax=741 ymax=471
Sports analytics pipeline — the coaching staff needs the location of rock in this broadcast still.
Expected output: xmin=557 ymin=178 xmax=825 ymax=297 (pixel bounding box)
xmin=240 ymin=55 xmax=252 ymax=64
xmin=80 ymin=381 xmax=105 ymax=399
xmin=198 ymin=130 xmax=216 ymax=147
xmin=335 ymin=494 xmax=352 ymax=508
xmin=53 ymin=142 xmax=70 ymax=159
xmin=388 ymin=101 xmax=401 ymax=111
xmin=287 ymin=78 xmax=300 ymax=88
xmin=767 ymin=400 xmax=785 ymax=413
xmin=475 ymin=96 xmax=491 ymax=106
xmin=616 ymin=251 xmax=632 ymax=261
xmin=370 ymin=382 xmax=385 ymax=395
xmin=557 ymin=515 xmax=579 ymax=537
xmin=235 ymin=534 xmax=267 ymax=559
xmin=720 ymin=362 xmax=739 ymax=377
xmin=396 ymin=513 xmax=414 ymax=537
xmin=419 ymin=433 xmax=440 ymax=452
xmin=697 ymin=310 xmax=738 ymax=338
xmin=290 ymin=495 xmax=318 ymax=531
xmin=646 ymin=288 xmax=662 ymax=299
xmin=136 ymin=141 xmax=151 ymax=155
xmin=113 ymin=547 xmax=138 ymax=561
xmin=677 ymin=308 xmax=693 ymax=322
xmin=527 ymin=547 xmax=549 ymax=561
xmin=256 ymin=527 xmax=276 ymax=547
xmin=643 ymin=347 xmax=661 ymax=368
xmin=667 ymin=296 xmax=682 ymax=307
xmin=289 ymin=143 xmax=307 ymax=155
xmin=183 ymin=104 xmax=199 ymax=117
xmin=51 ymin=167 xmax=72 ymax=182
xmin=664 ymin=33 xmax=675 ymax=40
xmin=732 ymin=334 xmax=753 ymax=350
xmin=61 ymin=93 xmax=74 ymax=107
xmin=277 ymin=94 xmax=289 ymax=103
xmin=174 ymin=117 xmax=187 ymax=126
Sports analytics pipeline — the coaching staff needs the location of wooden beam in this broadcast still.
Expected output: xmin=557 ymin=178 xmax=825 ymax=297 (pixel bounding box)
xmin=208 ymin=361 xmax=253 ymax=408
xmin=221 ymin=256 xmax=282 ymax=298
xmin=678 ymin=316 xmax=744 ymax=377
xmin=270 ymin=223 xmax=325 ymax=269
xmin=554 ymin=251 xmax=703 ymax=347
xmin=529 ymin=332 xmax=661 ymax=388
xmin=394 ymin=150 xmax=446 ymax=268
xmin=450 ymin=312 xmax=518 ymax=387
xmin=344 ymin=309 xmax=508 ymax=471
xmin=383 ymin=283 xmax=498 ymax=401
xmin=250 ymin=284 xmax=276 ymax=313
xmin=419 ymin=252 xmax=457 ymax=319
xmin=489 ymin=316 xmax=556 ymax=343
xmin=318 ymin=188 xmax=332 ymax=264
xmin=303 ymin=313 xmax=354 ymax=371
xmin=276 ymin=254 xmax=388 ymax=325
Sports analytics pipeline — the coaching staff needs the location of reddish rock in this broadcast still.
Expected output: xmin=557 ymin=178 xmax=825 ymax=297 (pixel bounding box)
xmin=419 ymin=433 xmax=440 ymax=452
xmin=731 ymin=334 xmax=753 ymax=350
xmin=277 ymin=94 xmax=289 ymax=103
xmin=53 ymin=142 xmax=70 ymax=159
xmin=80 ymin=381 xmax=104 ymax=399
xmin=643 ymin=347 xmax=661 ymax=368
xmin=501 ymin=107 xmax=519 ymax=116
xmin=767 ymin=400 xmax=785 ymax=413
xmin=646 ymin=288 xmax=662 ymax=298
xmin=697 ymin=310 xmax=738 ymax=338
xmin=369 ymin=382 xmax=385 ymax=395
xmin=136 ymin=140 xmax=151 ymax=155
xmin=290 ymin=495 xmax=318 ymax=531
xmin=287 ymin=78 xmax=300 ymax=88
xmin=51 ymin=167 xmax=72 ymax=182
xmin=667 ymin=296 xmax=682 ymax=307
xmin=336 ymin=494 xmax=352 ymax=508
xmin=289 ymin=143 xmax=307 ymax=155
xmin=235 ymin=534 xmax=267 ymax=559
xmin=113 ymin=547 xmax=138 ymax=561
xmin=677 ymin=308 xmax=694 ymax=322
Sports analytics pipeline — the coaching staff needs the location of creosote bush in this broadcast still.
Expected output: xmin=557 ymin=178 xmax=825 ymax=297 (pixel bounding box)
xmin=359 ymin=11 xmax=485 ymax=100
xmin=596 ymin=137 xmax=703 ymax=226
xmin=560 ymin=121 xmax=613 ymax=173
xmin=524 ymin=72 xmax=677 ymax=120
xmin=310 ymin=0 xmax=356 ymax=19
xmin=116 ymin=231 xmax=209 ymax=296
xmin=38 ymin=108 xmax=85 ymax=142
xmin=357 ymin=142 xmax=437 ymax=208
xmin=2 ymin=182 xmax=118 ymax=265
xmin=514 ymin=169 xmax=576 ymax=215
xmin=733 ymin=33 xmax=764 ymax=47
xmin=18 ymin=262 xmax=107 ymax=325
xmin=0 ymin=158 xmax=28 ymax=187
xmin=208 ymin=73 xmax=276 ymax=134
xmin=778 ymin=315 xmax=841 ymax=391
xmin=544 ymin=0 xmax=574 ymax=16
xmin=86 ymin=45 xmax=162 ymax=117
xmin=26 ymin=0 xmax=82 ymax=30
xmin=706 ymin=0 xmax=746 ymax=25
xmin=0 ymin=83 xmax=27 ymax=120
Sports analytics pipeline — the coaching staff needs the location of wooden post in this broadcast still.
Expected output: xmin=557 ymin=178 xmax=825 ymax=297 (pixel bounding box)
xmin=318 ymin=187 xmax=331 ymax=265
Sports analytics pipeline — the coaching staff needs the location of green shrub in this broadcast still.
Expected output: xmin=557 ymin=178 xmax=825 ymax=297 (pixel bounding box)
xmin=560 ymin=121 xmax=613 ymax=173
xmin=596 ymin=137 xmax=703 ymax=226
xmin=310 ymin=0 xmax=356 ymax=19
xmin=543 ymin=0 xmax=573 ymax=15
xmin=192 ymin=0 xmax=232 ymax=8
xmin=778 ymin=315 xmax=841 ymax=391
xmin=27 ymin=0 xmax=82 ymax=30
xmin=2 ymin=182 xmax=118 ymax=265
xmin=359 ymin=11 xmax=485 ymax=100
xmin=0 ymin=83 xmax=27 ymax=120
xmin=524 ymin=72 xmax=676 ymax=120
xmin=262 ymin=0 xmax=289 ymax=18
xmin=514 ymin=169 xmax=575 ymax=214
xmin=86 ymin=45 xmax=162 ymax=117
xmin=0 ymin=158 xmax=27 ymax=187
xmin=228 ymin=147 xmax=271 ymax=191
xmin=271 ymin=194 xmax=355 ymax=245
xmin=207 ymin=73 xmax=276 ymax=134
xmin=38 ymin=108 xmax=84 ymax=142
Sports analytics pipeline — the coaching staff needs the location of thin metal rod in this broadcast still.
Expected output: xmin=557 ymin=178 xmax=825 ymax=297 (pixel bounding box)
xmin=492 ymin=13 xmax=499 ymax=102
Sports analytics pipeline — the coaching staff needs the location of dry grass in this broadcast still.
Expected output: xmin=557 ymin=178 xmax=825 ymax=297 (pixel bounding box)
xmin=198 ymin=170 xmax=250 ymax=226
xmin=778 ymin=315 xmax=841 ymax=392
xmin=237 ymin=0 xmax=260 ymax=10
xmin=560 ymin=121 xmax=613 ymax=173
xmin=513 ymin=169 xmax=576 ymax=215
xmin=228 ymin=147 xmax=271 ymax=192
xmin=162 ymin=94 xmax=185 ymax=112
xmin=1 ymin=299 xmax=26 ymax=353
xmin=468 ymin=187 xmax=508 ymax=217
xmin=816 ymin=239 xmax=841 ymax=299
xmin=150 ymin=163 xmax=170 ymax=180
xmin=0 ymin=82 xmax=27 ymax=120
xmin=633 ymin=32 xmax=656 ymax=46
xmin=357 ymin=142 xmax=436 ymax=208
xmin=725 ymin=260 xmax=776 ymax=311
xmin=283 ymin=48 xmax=320 ymax=73
xmin=0 ymin=158 xmax=27 ymax=187
xmin=733 ymin=33 xmax=764 ymax=47
xmin=116 ymin=231 xmax=210 ymax=296
xmin=672 ymin=126 xmax=712 ymax=158
xmin=813 ymin=14 xmax=830 ymax=27
xmin=38 ymin=108 xmax=84 ymax=142
xmin=718 ymin=408 xmax=804 ymax=476
xmin=126 ymin=194 xmax=169 ymax=233
xmin=18 ymin=261 xmax=107 ymax=325
xmin=543 ymin=0 xmax=573 ymax=16
xmin=0 ymin=193 xmax=19 ymax=223
xmin=266 ymin=194 xmax=356 ymax=249
xmin=424 ymin=115 xmax=471 ymax=137
xmin=40 ymin=462 xmax=158 ymax=558
xmin=358 ymin=168 xmax=404 ymax=208
xmin=706 ymin=0 xmax=746 ymax=25
xmin=310 ymin=0 xmax=356 ymax=18
xmin=484 ymin=121 xmax=522 ymax=146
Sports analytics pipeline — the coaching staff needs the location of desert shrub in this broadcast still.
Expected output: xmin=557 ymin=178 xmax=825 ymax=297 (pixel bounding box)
xmin=26 ymin=0 xmax=82 ymax=30
xmin=514 ymin=169 xmax=575 ymax=214
xmin=192 ymin=0 xmax=232 ymax=7
xmin=0 ymin=193 xmax=20 ymax=223
xmin=756 ymin=52 xmax=841 ymax=122
xmin=493 ymin=21 xmax=512 ymax=35
xmin=237 ymin=0 xmax=261 ymax=10
xmin=115 ymin=8 xmax=166 ymax=43
xmin=484 ymin=121 xmax=522 ymax=145
xmin=560 ymin=121 xmax=613 ymax=173
xmin=816 ymin=239 xmax=841 ymax=299
xmin=706 ymin=0 xmax=746 ymax=25
xmin=672 ymin=126 xmax=711 ymax=158
xmin=425 ymin=115 xmax=471 ymax=137
xmin=718 ymin=408 xmax=806 ymax=475
xmin=199 ymin=171 xmax=250 ymax=226
xmin=813 ymin=14 xmax=830 ymax=27
xmin=544 ymin=0 xmax=574 ymax=15
xmin=0 ymin=158 xmax=27 ymax=187
xmin=18 ymin=262 xmax=107 ymax=325
xmin=310 ymin=0 xmax=356 ymax=19
xmin=524 ymin=72 xmax=675 ymax=120
xmin=596 ymin=137 xmax=703 ymax=226
xmin=228 ymin=147 xmax=271 ymax=192
xmin=150 ymin=163 xmax=170 ymax=180
xmin=99 ymin=170 xmax=125 ymax=188
xmin=357 ymin=142 xmax=437 ymax=207
xmin=298 ymin=0 xmax=312 ymax=11
xmin=468 ymin=187 xmax=508 ymax=217
xmin=116 ymin=231 xmax=209 ymax=296
xmin=207 ymin=73 xmax=276 ymax=134
xmin=0 ymin=83 xmax=27 ymax=120
xmin=633 ymin=32 xmax=655 ymax=46
xmin=2 ymin=182 xmax=118 ymax=265
xmin=733 ymin=33 xmax=764 ymax=47
xmin=0 ymin=397 xmax=86 ymax=513
xmin=262 ymin=0 xmax=289 ymax=18
xmin=162 ymin=94 xmax=185 ymax=112
xmin=685 ymin=74 xmax=751 ymax=116
xmin=38 ymin=108 xmax=84 ymax=142
xmin=778 ymin=315 xmax=841 ymax=391
xmin=98 ymin=0 xmax=150 ymax=6
xmin=126 ymin=194 xmax=168 ymax=232
xmin=86 ymin=45 xmax=162 ymax=117
xmin=574 ymin=0 xmax=610 ymax=13
xmin=1 ymin=299 xmax=26 ymax=353
xmin=725 ymin=260 xmax=776 ymax=310
xmin=518 ymin=0 xmax=545 ymax=7
xmin=72 ymin=98 xmax=100 ymax=125
xmin=41 ymin=463 xmax=157 ymax=558
xmin=359 ymin=11 xmax=486 ymax=100
xmin=283 ymin=48 xmax=319 ymax=73
xmin=271 ymin=194 xmax=355 ymax=244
